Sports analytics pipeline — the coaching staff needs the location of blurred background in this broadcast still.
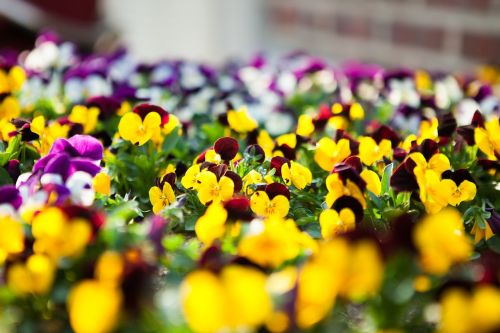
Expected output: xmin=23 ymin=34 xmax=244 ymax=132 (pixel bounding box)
xmin=0 ymin=0 xmax=499 ymax=70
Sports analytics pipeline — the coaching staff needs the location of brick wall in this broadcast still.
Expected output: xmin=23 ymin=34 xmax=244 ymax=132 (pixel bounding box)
xmin=264 ymin=0 xmax=500 ymax=71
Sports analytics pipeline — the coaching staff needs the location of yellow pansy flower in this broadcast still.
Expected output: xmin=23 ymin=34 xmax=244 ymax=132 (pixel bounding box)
xmin=418 ymin=118 xmax=439 ymax=143
xmin=474 ymin=117 xmax=500 ymax=160
xmin=325 ymin=173 xmax=366 ymax=208
xmin=250 ymin=191 xmax=289 ymax=218
xmin=416 ymin=169 xmax=455 ymax=214
xmin=0 ymin=96 xmax=21 ymax=121
xmin=197 ymin=170 xmax=234 ymax=205
xmin=413 ymin=208 xmax=472 ymax=275
xmin=181 ymin=164 xmax=202 ymax=190
xmin=438 ymin=286 xmax=500 ymax=333
xmin=69 ymin=105 xmax=100 ymax=134
xmin=319 ymin=208 xmax=356 ymax=239
xmin=238 ymin=218 xmax=314 ymax=268
xmin=181 ymin=265 xmax=272 ymax=333
xmin=0 ymin=215 xmax=25 ymax=264
xmin=227 ymin=106 xmax=258 ymax=134
xmin=314 ymin=138 xmax=351 ymax=172
xmin=7 ymin=254 xmax=55 ymax=295
xmin=242 ymin=170 xmax=263 ymax=195
xmin=0 ymin=118 xmax=15 ymax=141
xmin=149 ymin=182 xmax=176 ymax=214
xmin=257 ymin=130 xmax=275 ymax=158
xmin=0 ymin=66 xmax=25 ymax=94
xmin=448 ymin=180 xmax=476 ymax=206
xmin=30 ymin=115 xmax=70 ymax=155
xmin=296 ymin=114 xmax=315 ymax=137
xmin=276 ymin=133 xmax=296 ymax=149
xmin=195 ymin=202 xmax=228 ymax=246
xmin=358 ymin=137 xmax=392 ymax=166
xmin=68 ymin=280 xmax=123 ymax=333
xmin=360 ymin=169 xmax=381 ymax=195
xmin=349 ymin=102 xmax=365 ymax=120
xmin=93 ymin=172 xmax=111 ymax=195
xmin=118 ymin=111 xmax=161 ymax=146
xmin=281 ymin=161 xmax=312 ymax=190
xmin=31 ymin=207 xmax=92 ymax=260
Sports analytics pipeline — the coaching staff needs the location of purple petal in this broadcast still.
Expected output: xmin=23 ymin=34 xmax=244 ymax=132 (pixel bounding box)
xmin=45 ymin=154 xmax=70 ymax=179
xmin=70 ymin=158 xmax=101 ymax=176
xmin=68 ymin=135 xmax=103 ymax=160
xmin=0 ymin=185 xmax=22 ymax=209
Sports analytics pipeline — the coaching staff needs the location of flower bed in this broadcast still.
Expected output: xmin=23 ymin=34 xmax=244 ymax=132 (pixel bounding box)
xmin=0 ymin=34 xmax=499 ymax=333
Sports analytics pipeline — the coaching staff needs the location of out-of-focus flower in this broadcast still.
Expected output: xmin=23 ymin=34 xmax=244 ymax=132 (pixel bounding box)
xmin=0 ymin=118 xmax=16 ymax=141
xmin=118 ymin=111 xmax=161 ymax=146
xmin=438 ymin=286 xmax=500 ymax=333
xmin=296 ymin=238 xmax=383 ymax=328
xmin=0 ymin=214 xmax=24 ymax=264
xmin=93 ymin=172 xmax=111 ymax=195
xmin=0 ymin=66 xmax=26 ymax=94
xmin=69 ymin=105 xmax=100 ymax=134
xmin=30 ymin=115 xmax=70 ymax=155
xmin=314 ymin=138 xmax=351 ymax=172
xmin=413 ymin=208 xmax=472 ymax=275
xmin=227 ymin=106 xmax=258 ymax=134
xmin=7 ymin=254 xmax=55 ymax=295
xmin=474 ymin=117 xmax=500 ymax=160
xmin=31 ymin=207 xmax=92 ymax=260
xmin=360 ymin=169 xmax=381 ymax=195
xmin=319 ymin=208 xmax=355 ymax=238
xmin=296 ymin=114 xmax=315 ymax=137
xmin=358 ymin=137 xmax=392 ymax=166
xmin=181 ymin=265 xmax=272 ymax=333
xmin=281 ymin=161 xmax=312 ymax=190
xmin=68 ymin=280 xmax=122 ymax=333
xmin=195 ymin=202 xmax=227 ymax=246
xmin=238 ymin=218 xmax=315 ymax=268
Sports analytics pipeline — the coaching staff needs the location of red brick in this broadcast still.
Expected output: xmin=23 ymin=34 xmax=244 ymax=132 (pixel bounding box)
xmin=335 ymin=14 xmax=372 ymax=39
xmin=462 ymin=32 xmax=500 ymax=64
xmin=392 ymin=22 xmax=445 ymax=50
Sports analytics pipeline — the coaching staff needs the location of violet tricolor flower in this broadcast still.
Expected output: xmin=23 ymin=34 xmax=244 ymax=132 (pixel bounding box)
xmin=0 ymin=185 xmax=22 ymax=209
xmin=33 ymin=135 xmax=103 ymax=180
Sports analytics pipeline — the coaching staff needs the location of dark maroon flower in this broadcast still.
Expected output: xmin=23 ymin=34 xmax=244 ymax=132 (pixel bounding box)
xmin=12 ymin=119 xmax=38 ymax=141
xmin=437 ymin=113 xmax=457 ymax=138
xmin=199 ymin=245 xmax=226 ymax=273
xmin=214 ymin=137 xmax=239 ymax=161
xmin=409 ymin=139 xmax=438 ymax=160
xmin=390 ymin=158 xmax=419 ymax=193
xmin=224 ymin=196 xmax=252 ymax=221
xmin=270 ymin=156 xmax=289 ymax=177
xmin=4 ymin=160 xmax=20 ymax=182
xmin=0 ymin=185 xmax=22 ymax=209
xmin=207 ymin=164 xmax=228 ymax=181
xmin=344 ymin=156 xmax=363 ymax=174
xmin=332 ymin=195 xmax=364 ymax=224
xmin=244 ymin=144 xmax=265 ymax=163
xmin=133 ymin=103 xmax=169 ymax=126
xmin=86 ymin=96 xmax=121 ymax=120
xmin=156 ymin=172 xmax=177 ymax=191
xmin=265 ymin=183 xmax=290 ymax=200
xmin=224 ymin=171 xmax=242 ymax=193
xmin=276 ymin=144 xmax=296 ymax=161
xmin=371 ymin=125 xmax=401 ymax=147
xmin=441 ymin=169 xmax=475 ymax=185
xmin=393 ymin=147 xmax=407 ymax=162
xmin=332 ymin=163 xmax=366 ymax=191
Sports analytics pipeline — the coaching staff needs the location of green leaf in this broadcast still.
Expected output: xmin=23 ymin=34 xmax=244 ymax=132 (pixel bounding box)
xmin=381 ymin=163 xmax=393 ymax=195
xmin=0 ymin=136 xmax=20 ymax=166
xmin=0 ymin=168 xmax=13 ymax=185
